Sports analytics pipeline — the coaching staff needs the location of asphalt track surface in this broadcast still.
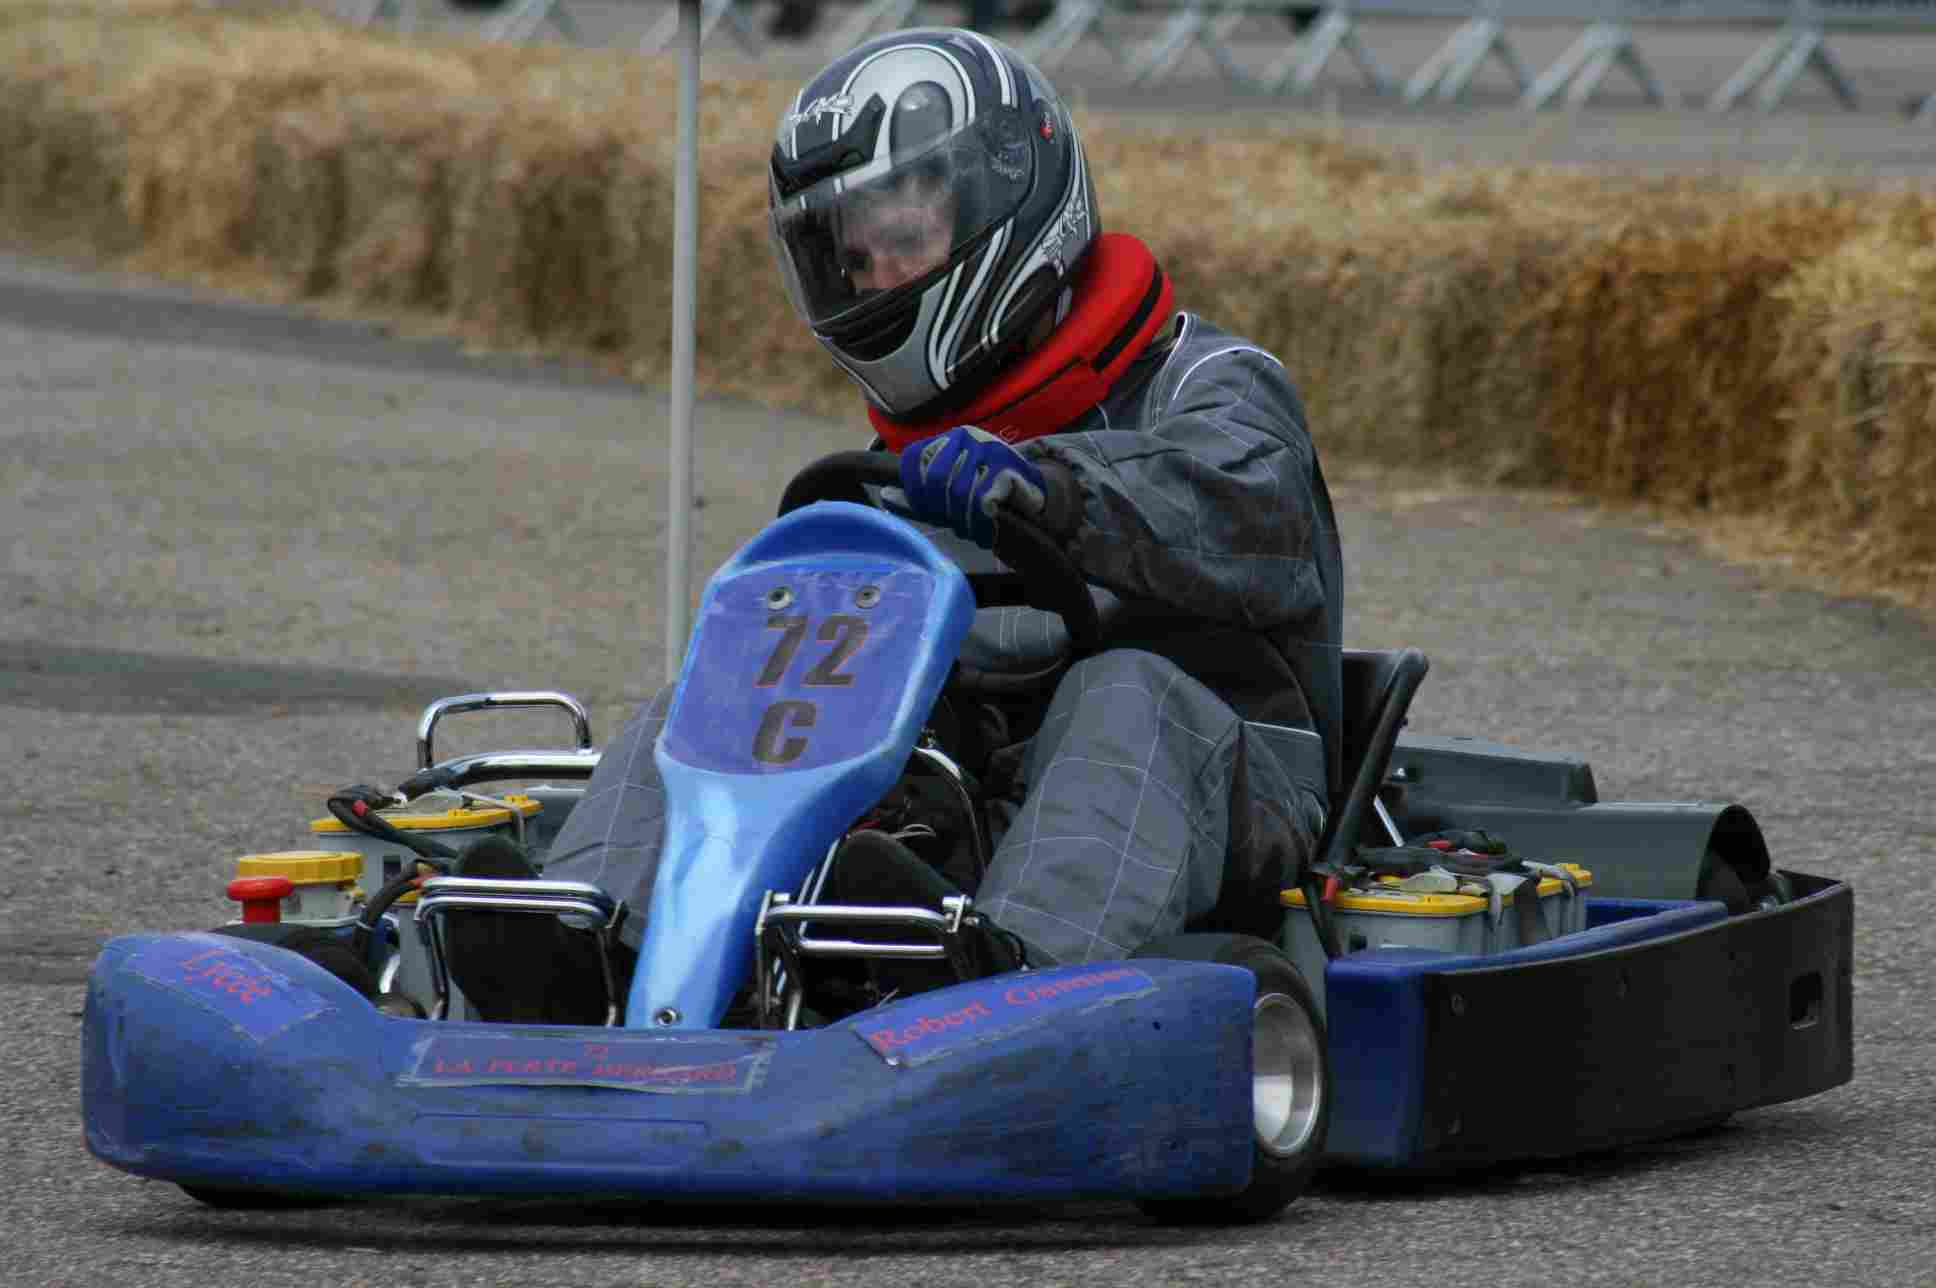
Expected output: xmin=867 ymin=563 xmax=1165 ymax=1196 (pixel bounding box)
xmin=5 ymin=14 xmax=1936 ymax=1282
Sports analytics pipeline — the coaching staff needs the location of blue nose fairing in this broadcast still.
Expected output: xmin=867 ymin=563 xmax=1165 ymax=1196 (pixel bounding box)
xmin=632 ymin=502 xmax=976 ymax=1030
xmin=83 ymin=934 xmax=1257 ymax=1203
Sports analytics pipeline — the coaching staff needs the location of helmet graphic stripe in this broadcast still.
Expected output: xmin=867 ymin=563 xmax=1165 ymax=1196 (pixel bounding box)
xmin=931 ymin=224 xmax=1008 ymax=388
xmin=926 ymin=260 xmax=968 ymax=389
xmin=986 ymin=131 xmax=1087 ymax=346
xmin=962 ymin=29 xmax=1015 ymax=105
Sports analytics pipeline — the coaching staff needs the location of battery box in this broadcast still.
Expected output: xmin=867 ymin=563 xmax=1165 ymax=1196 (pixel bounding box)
xmin=1280 ymin=863 xmax=1592 ymax=1016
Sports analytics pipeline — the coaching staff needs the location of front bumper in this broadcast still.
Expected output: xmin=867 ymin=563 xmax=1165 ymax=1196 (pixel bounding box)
xmin=82 ymin=936 xmax=1256 ymax=1204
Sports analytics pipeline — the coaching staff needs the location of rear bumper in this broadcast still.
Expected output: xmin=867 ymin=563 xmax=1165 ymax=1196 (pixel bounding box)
xmin=83 ymin=937 xmax=1255 ymax=1204
xmin=1324 ymin=871 xmax=1853 ymax=1171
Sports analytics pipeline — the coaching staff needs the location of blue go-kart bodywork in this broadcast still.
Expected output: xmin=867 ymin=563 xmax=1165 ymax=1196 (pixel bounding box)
xmin=81 ymin=457 xmax=1853 ymax=1215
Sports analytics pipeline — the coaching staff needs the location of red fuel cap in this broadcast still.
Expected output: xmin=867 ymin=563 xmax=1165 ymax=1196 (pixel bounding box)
xmin=226 ymin=875 xmax=295 ymax=924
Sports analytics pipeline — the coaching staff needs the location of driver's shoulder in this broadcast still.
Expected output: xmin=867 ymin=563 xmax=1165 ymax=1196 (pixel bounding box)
xmin=1105 ymin=313 xmax=1295 ymax=425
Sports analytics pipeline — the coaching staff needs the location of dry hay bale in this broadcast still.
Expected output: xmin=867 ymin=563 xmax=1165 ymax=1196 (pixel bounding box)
xmin=246 ymin=106 xmax=352 ymax=294
xmin=0 ymin=75 xmax=134 ymax=252
xmin=1101 ymin=141 xmax=1591 ymax=481
xmin=430 ymin=47 xmax=695 ymax=355
xmin=1255 ymin=219 xmax=1572 ymax=483
xmin=1528 ymin=185 xmax=1868 ymax=512
xmin=0 ymin=3 xmax=156 ymax=251
xmin=1093 ymin=129 xmax=1424 ymax=461
xmin=1 ymin=0 xmax=1927 ymax=611
xmin=1769 ymin=195 xmax=1936 ymax=601
xmin=319 ymin=97 xmax=473 ymax=309
xmin=41 ymin=6 xmax=526 ymax=292
xmin=610 ymin=71 xmax=851 ymax=409
xmin=442 ymin=107 xmax=656 ymax=352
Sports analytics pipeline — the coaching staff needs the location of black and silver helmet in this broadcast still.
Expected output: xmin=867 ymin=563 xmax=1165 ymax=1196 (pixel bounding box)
xmin=768 ymin=28 xmax=1097 ymax=420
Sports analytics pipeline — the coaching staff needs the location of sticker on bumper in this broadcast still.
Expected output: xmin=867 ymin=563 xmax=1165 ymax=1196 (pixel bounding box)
xmin=856 ymin=965 xmax=1158 ymax=1067
xmin=401 ymin=1032 xmax=774 ymax=1094
xmin=125 ymin=936 xmax=329 ymax=1043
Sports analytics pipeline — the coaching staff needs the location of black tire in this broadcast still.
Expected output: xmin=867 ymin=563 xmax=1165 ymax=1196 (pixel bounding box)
xmin=212 ymin=923 xmax=380 ymax=1002
xmin=1696 ymin=849 xmax=1753 ymax=914
xmin=1130 ymin=933 xmax=1330 ymax=1224
xmin=179 ymin=1185 xmax=335 ymax=1210
xmin=1698 ymin=844 xmax=1794 ymax=915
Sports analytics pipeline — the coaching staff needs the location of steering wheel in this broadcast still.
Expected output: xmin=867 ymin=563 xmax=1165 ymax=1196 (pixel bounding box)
xmin=777 ymin=450 xmax=1101 ymax=653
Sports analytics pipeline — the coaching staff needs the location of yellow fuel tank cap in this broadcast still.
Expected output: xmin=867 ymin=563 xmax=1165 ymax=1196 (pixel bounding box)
xmin=236 ymin=851 xmax=363 ymax=884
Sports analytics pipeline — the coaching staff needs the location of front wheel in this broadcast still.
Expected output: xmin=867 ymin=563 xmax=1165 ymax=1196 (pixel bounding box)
xmin=179 ymin=1185 xmax=335 ymax=1210
xmin=1131 ymin=933 xmax=1330 ymax=1224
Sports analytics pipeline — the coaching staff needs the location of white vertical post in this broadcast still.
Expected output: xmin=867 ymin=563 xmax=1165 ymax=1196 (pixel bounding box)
xmin=666 ymin=0 xmax=701 ymax=685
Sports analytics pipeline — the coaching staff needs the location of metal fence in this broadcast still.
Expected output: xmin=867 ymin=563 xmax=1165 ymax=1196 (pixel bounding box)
xmin=1013 ymin=0 xmax=1928 ymax=110
xmin=341 ymin=0 xmax=1936 ymax=118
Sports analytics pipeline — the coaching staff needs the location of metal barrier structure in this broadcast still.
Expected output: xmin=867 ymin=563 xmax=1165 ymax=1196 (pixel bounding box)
xmin=337 ymin=0 xmax=1936 ymax=117
xmin=1014 ymin=0 xmax=1887 ymax=109
xmin=1708 ymin=0 xmax=1857 ymax=109
xmin=1519 ymin=1 xmax=1675 ymax=108
xmin=340 ymin=0 xmax=421 ymax=30
xmin=483 ymin=0 xmax=588 ymax=41
xmin=637 ymin=0 xmax=762 ymax=52
xmin=1404 ymin=0 xmax=1533 ymax=103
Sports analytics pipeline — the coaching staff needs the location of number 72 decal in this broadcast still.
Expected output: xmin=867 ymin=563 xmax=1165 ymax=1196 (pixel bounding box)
xmin=752 ymin=613 xmax=871 ymax=765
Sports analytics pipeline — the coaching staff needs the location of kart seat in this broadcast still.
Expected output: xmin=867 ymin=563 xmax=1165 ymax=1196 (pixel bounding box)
xmin=415 ymin=875 xmax=627 ymax=1025
xmin=1321 ymin=647 xmax=1429 ymax=867
xmin=1294 ymin=647 xmax=1429 ymax=957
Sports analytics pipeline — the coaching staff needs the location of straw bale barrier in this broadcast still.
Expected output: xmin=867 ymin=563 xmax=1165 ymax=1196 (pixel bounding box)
xmin=1 ymin=0 xmax=1930 ymax=611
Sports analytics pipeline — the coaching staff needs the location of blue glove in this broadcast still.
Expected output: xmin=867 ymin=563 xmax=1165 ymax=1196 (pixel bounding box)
xmin=898 ymin=425 xmax=1049 ymax=549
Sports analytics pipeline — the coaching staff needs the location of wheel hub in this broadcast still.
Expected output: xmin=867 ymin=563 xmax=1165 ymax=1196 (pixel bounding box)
xmin=1252 ymin=991 xmax=1324 ymax=1157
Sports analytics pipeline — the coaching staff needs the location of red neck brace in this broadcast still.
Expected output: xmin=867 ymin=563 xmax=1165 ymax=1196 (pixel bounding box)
xmin=868 ymin=232 xmax=1174 ymax=451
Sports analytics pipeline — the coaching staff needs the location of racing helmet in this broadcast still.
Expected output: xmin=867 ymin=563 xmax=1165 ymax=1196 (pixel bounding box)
xmin=768 ymin=28 xmax=1097 ymax=421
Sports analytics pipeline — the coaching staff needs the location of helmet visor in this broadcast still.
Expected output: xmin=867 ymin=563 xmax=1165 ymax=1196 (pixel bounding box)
xmin=770 ymin=104 xmax=1035 ymax=331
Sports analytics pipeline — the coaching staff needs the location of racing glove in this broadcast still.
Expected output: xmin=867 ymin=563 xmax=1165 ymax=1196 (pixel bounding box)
xmin=898 ymin=425 xmax=1050 ymax=549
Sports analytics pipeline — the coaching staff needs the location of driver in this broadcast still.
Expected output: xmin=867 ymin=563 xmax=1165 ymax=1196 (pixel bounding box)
xmin=445 ymin=28 xmax=1341 ymax=1023
xmin=838 ymin=168 xmax=957 ymax=294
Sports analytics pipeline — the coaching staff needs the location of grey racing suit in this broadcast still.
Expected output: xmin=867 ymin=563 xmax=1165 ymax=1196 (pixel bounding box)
xmin=541 ymin=311 xmax=1342 ymax=966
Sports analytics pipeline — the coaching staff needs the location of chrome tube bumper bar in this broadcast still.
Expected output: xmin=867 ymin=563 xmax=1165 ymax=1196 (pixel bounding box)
xmin=417 ymin=691 xmax=595 ymax=770
xmin=763 ymin=899 xmax=969 ymax=959
xmin=410 ymin=749 xmax=603 ymax=790
xmin=415 ymin=876 xmax=626 ymax=1024
xmin=754 ymin=892 xmax=983 ymax=1029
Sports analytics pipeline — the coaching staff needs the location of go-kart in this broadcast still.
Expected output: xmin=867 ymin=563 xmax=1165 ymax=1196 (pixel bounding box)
xmin=81 ymin=452 xmax=1853 ymax=1220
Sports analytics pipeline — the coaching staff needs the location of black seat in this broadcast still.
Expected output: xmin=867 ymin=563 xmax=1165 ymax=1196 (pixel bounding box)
xmin=1327 ymin=647 xmax=1430 ymax=861
xmin=1296 ymin=647 xmax=1429 ymax=956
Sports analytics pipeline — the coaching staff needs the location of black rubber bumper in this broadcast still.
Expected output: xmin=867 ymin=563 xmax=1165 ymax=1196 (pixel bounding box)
xmin=1406 ymin=871 xmax=1852 ymax=1171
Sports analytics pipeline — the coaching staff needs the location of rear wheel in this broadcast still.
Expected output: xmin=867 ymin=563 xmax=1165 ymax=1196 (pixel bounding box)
xmin=1697 ymin=848 xmax=1793 ymax=914
xmin=1131 ymin=933 xmax=1330 ymax=1224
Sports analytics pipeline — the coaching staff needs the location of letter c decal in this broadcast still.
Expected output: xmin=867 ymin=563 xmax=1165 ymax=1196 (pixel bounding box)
xmin=752 ymin=700 xmax=817 ymax=765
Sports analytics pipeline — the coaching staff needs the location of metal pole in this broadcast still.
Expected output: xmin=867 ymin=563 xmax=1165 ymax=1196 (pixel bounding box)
xmin=666 ymin=0 xmax=700 ymax=685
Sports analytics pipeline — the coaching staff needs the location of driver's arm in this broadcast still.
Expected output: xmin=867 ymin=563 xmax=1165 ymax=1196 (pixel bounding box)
xmin=1019 ymin=344 xmax=1328 ymax=633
